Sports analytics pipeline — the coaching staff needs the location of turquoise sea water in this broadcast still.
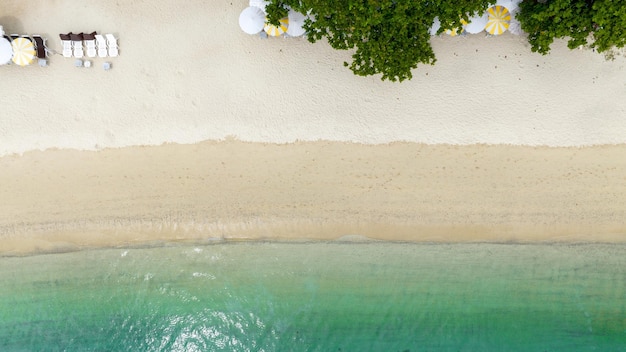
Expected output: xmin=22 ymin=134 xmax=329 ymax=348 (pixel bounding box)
xmin=1 ymin=242 xmax=625 ymax=351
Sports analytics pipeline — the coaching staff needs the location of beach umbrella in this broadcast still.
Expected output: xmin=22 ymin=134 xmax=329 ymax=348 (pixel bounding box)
xmin=496 ymin=0 xmax=520 ymax=13
xmin=465 ymin=13 xmax=489 ymax=34
xmin=508 ymin=18 xmax=524 ymax=35
xmin=0 ymin=37 xmax=12 ymax=65
xmin=264 ymin=17 xmax=288 ymax=37
xmin=249 ymin=0 xmax=269 ymax=13
xmin=485 ymin=5 xmax=511 ymax=35
xmin=507 ymin=6 xmax=524 ymax=35
xmin=239 ymin=6 xmax=266 ymax=35
xmin=429 ymin=17 xmax=441 ymax=36
xmin=286 ymin=10 xmax=307 ymax=37
xmin=445 ymin=19 xmax=467 ymax=36
xmin=11 ymin=37 xmax=35 ymax=66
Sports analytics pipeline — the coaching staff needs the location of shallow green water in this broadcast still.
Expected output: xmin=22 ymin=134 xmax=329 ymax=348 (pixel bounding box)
xmin=0 ymin=243 xmax=625 ymax=351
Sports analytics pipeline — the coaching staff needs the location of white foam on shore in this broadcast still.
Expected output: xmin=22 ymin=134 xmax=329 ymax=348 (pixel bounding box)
xmin=1 ymin=1 xmax=626 ymax=157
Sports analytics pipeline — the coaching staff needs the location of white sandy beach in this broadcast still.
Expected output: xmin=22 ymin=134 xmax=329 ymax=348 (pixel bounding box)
xmin=1 ymin=1 xmax=626 ymax=254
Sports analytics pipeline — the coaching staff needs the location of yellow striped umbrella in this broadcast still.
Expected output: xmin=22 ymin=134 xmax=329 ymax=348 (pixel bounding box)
xmin=11 ymin=37 xmax=35 ymax=66
xmin=264 ymin=17 xmax=288 ymax=37
xmin=485 ymin=5 xmax=511 ymax=35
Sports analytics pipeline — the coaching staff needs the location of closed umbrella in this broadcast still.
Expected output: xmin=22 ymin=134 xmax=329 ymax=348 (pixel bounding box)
xmin=507 ymin=6 xmax=523 ymax=35
xmin=11 ymin=37 xmax=35 ymax=66
xmin=465 ymin=13 xmax=489 ymax=34
xmin=239 ymin=6 xmax=266 ymax=35
xmin=508 ymin=18 xmax=524 ymax=35
xmin=485 ymin=5 xmax=511 ymax=35
xmin=0 ymin=37 xmax=12 ymax=65
xmin=264 ymin=17 xmax=288 ymax=37
xmin=429 ymin=17 xmax=441 ymax=36
xmin=286 ymin=10 xmax=306 ymax=37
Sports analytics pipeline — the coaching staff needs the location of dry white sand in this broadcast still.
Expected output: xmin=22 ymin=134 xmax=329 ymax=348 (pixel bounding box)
xmin=1 ymin=1 xmax=626 ymax=254
xmin=1 ymin=1 xmax=626 ymax=155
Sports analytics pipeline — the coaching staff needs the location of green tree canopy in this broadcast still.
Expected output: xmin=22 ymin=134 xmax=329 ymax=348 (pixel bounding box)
xmin=265 ymin=1 xmax=626 ymax=81
xmin=517 ymin=0 xmax=626 ymax=56
xmin=266 ymin=0 xmax=495 ymax=82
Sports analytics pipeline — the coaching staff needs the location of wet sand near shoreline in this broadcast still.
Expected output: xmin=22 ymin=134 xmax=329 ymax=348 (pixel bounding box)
xmin=1 ymin=141 xmax=625 ymax=255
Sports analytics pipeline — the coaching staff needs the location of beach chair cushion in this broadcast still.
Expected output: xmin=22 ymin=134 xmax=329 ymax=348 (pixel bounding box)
xmin=70 ymin=33 xmax=84 ymax=58
xmin=83 ymin=32 xmax=97 ymax=58
xmin=32 ymin=35 xmax=47 ymax=59
xmin=95 ymin=34 xmax=107 ymax=58
xmin=105 ymin=34 xmax=119 ymax=57
xmin=59 ymin=33 xmax=72 ymax=57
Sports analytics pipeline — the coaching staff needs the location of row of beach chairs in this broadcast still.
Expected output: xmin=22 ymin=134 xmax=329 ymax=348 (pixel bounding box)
xmin=59 ymin=32 xmax=118 ymax=58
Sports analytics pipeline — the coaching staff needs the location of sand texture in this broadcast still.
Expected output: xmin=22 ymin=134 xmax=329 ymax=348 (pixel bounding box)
xmin=1 ymin=142 xmax=625 ymax=255
xmin=1 ymin=1 xmax=626 ymax=254
xmin=2 ymin=1 xmax=626 ymax=157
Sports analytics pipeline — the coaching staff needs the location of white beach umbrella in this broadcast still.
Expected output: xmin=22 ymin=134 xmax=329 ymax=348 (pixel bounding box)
xmin=249 ymin=0 xmax=269 ymax=13
xmin=11 ymin=37 xmax=35 ymax=66
xmin=496 ymin=0 xmax=520 ymax=13
xmin=0 ymin=37 xmax=12 ymax=65
xmin=286 ymin=10 xmax=307 ymax=37
xmin=239 ymin=6 xmax=266 ymax=35
xmin=429 ymin=17 xmax=441 ymax=36
xmin=465 ymin=13 xmax=489 ymax=34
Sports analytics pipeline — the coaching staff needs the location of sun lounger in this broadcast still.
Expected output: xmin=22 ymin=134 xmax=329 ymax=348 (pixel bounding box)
xmin=31 ymin=35 xmax=47 ymax=59
xmin=70 ymin=32 xmax=84 ymax=58
xmin=59 ymin=33 xmax=73 ymax=57
xmin=95 ymin=34 xmax=107 ymax=58
xmin=83 ymin=32 xmax=97 ymax=58
xmin=105 ymin=34 xmax=118 ymax=57
xmin=31 ymin=35 xmax=49 ymax=66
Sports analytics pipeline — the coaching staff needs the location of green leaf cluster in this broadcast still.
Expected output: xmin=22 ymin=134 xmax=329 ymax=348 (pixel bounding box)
xmin=517 ymin=0 xmax=626 ymax=56
xmin=265 ymin=1 xmax=289 ymax=27
xmin=264 ymin=1 xmax=626 ymax=81
xmin=266 ymin=0 xmax=495 ymax=81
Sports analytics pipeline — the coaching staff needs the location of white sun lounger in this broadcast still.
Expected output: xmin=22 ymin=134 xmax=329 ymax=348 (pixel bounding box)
xmin=32 ymin=35 xmax=49 ymax=58
xmin=95 ymin=34 xmax=107 ymax=57
xmin=70 ymin=33 xmax=84 ymax=58
xmin=59 ymin=33 xmax=72 ymax=57
xmin=105 ymin=34 xmax=118 ymax=57
xmin=31 ymin=35 xmax=50 ymax=66
xmin=83 ymin=32 xmax=97 ymax=58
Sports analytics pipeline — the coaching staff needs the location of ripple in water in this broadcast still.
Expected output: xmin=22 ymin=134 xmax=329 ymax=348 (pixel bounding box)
xmin=0 ymin=242 xmax=625 ymax=351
